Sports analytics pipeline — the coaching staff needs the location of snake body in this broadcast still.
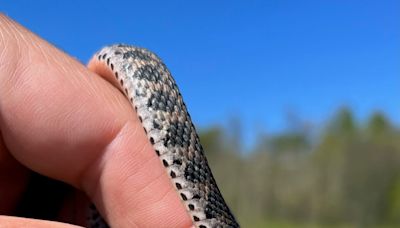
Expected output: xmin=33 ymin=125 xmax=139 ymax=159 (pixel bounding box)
xmin=89 ymin=44 xmax=239 ymax=228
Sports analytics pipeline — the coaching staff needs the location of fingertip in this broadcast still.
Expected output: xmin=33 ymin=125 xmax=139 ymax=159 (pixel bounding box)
xmin=0 ymin=215 xmax=83 ymax=228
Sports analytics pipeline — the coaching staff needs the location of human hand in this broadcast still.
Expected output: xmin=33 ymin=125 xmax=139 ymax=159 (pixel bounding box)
xmin=0 ymin=14 xmax=193 ymax=227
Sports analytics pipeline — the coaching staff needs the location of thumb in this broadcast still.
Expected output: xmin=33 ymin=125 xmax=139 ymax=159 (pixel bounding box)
xmin=0 ymin=14 xmax=192 ymax=227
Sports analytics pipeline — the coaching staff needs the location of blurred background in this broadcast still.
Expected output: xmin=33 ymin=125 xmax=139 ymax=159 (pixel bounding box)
xmin=2 ymin=0 xmax=399 ymax=227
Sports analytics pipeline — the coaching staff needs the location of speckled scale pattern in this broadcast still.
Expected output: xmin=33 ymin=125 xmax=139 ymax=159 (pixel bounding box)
xmin=89 ymin=44 xmax=239 ymax=228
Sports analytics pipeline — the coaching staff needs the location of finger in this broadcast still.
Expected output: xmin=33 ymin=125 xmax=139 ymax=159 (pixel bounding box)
xmin=0 ymin=215 xmax=82 ymax=228
xmin=0 ymin=14 xmax=192 ymax=227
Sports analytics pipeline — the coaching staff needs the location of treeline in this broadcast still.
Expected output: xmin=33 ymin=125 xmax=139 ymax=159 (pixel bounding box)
xmin=199 ymin=108 xmax=400 ymax=227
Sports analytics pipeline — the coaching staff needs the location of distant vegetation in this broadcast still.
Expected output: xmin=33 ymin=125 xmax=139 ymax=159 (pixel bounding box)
xmin=199 ymin=108 xmax=400 ymax=228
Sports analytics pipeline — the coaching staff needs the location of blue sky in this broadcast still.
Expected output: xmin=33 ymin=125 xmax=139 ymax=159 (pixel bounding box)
xmin=1 ymin=0 xmax=399 ymax=147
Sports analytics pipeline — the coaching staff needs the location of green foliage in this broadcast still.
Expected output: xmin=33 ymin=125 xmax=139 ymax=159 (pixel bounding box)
xmin=387 ymin=177 xmax=400 ymax=223
xmin=269 ymin=132 xmax=310 ymax=154
xmin=199 ymin=109 xmax=400 ymax=228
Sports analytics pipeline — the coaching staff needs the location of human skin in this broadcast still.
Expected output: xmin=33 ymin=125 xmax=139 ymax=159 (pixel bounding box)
xmin=0 ymin=14 xmax=193 ymax=227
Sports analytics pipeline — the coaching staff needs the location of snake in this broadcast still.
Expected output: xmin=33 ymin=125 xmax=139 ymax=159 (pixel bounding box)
xmin=87 ymin=44 xmax=239 ymax=228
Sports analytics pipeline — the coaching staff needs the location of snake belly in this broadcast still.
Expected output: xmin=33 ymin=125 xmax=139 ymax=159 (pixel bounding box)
xmin=89 ymin=44 xmax=239 ymax=228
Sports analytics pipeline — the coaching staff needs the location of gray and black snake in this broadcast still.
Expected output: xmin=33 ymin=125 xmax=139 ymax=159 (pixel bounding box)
xmin=88 ymin=44 xmax=239 ymax=228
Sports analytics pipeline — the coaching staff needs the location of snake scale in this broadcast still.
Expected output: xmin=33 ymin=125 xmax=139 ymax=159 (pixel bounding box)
xmin=88 ymin=44 xmax=239 ymax=228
